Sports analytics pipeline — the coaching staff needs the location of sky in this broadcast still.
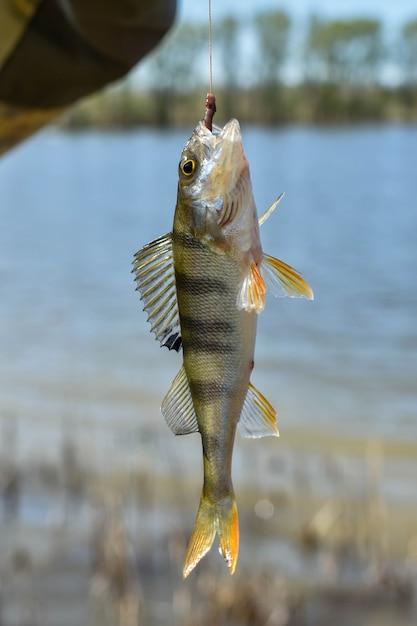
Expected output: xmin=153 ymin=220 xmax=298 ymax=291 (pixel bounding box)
xmin=181 ymin=0 xmax=417 ymax=24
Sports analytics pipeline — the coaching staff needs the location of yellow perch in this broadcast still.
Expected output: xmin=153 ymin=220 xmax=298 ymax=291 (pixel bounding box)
xmin=133 ymin=119 xmax=313 ymax=577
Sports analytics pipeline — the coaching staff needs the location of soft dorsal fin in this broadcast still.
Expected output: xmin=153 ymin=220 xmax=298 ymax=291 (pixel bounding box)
xmin=132 ymin=233 xmax=182 ymax=351
xmin=161 ymin=365 xmax=199 ymax=435
xmin=261 ymin=255 xmax=314 ymax=300
xmin=238 ymin=382 xmax=279 ymax=438
xmin=236 ymin=261 xmax=267 ymax=314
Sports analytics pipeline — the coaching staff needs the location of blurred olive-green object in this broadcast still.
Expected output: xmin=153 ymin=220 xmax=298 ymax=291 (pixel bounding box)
xmin=0 ymin=0 xmax=176 ymax=155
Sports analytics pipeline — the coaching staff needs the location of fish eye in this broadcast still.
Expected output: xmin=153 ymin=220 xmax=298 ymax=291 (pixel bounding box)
xmin=181 ymin=159 xmax=196 ymax=177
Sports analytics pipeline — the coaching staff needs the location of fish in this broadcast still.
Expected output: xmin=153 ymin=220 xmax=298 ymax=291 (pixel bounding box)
xmin=132 ymin=119 xmax=313 ymax=578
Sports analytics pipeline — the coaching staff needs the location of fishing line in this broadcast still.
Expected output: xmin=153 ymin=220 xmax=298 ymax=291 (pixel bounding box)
xmin=208 ymin=0 xmax=213 ymax=93
xmin=204 ymin=0 xmax=216 ymax=131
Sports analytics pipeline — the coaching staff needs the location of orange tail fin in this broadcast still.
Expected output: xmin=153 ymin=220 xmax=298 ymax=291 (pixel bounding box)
xmin=183 ymin=494 xmax=239 ymax=578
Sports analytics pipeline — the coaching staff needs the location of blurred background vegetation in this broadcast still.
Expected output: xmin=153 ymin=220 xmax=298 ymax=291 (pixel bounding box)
xmin=63 ymin=10 xmax=417 ymax=128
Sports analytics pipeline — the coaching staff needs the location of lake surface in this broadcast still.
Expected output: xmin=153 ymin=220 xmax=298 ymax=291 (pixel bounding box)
xmin=0 ymin=124 xmax=416 ymax=460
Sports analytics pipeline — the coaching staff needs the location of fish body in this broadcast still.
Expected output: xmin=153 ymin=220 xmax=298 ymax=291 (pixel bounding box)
xmin=133 ymin=119 xmax=313 ymax=577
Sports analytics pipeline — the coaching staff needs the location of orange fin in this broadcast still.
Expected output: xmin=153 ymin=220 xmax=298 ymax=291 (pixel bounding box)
xmin=217 ymin=497 xmax=239 ymax=575
xmin=183 ymin=497 xmax=216 ymax=578
xmin=183 ymin=495 xmax=239 ymax=578
xmin=262 ymin=254 xmax=314 ymax=300
xmin=237 ymin=262 xmax=267 ymax=313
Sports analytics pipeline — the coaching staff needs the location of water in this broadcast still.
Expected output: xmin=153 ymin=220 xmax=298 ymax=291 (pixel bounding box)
xmin=0 ymin=124 xmax=416 ymax=461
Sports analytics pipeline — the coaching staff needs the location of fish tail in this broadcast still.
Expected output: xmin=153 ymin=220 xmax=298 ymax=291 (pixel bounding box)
xmin=217 ymin=495 xmax=239 ymax=575
xmin=183 ymin=493 xmax=239 ymax=578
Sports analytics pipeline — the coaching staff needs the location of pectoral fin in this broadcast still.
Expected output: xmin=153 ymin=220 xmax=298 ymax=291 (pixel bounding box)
xmin=161 ymin=365 xmax=199 ymax=435
xmin=262 ymin=255 xmax=314 ymax=300
xmin=238 ymin=382 xmax=279 ymax=438
xmin=236 ymin=262 xmax=267 ymax=313
xmin=132 ymin=233 xmax=182 ymax=351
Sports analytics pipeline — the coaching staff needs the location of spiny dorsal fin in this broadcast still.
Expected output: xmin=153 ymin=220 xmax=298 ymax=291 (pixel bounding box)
xmin=132 ymin=233 xmax=182 ymax=351
xmin=261 ymin=254 xmax=314 ymax=301
xmin=236 ymin=262 xmax=267 ymax=314
xmin=161 ymin=365 xmax=199 ymax=435
xmin=238 ymin=382 xmax=279 ymax=438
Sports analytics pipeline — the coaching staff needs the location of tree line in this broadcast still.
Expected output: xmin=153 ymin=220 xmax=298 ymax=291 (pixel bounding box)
xmin=64 ymin=12 xmax=417 ymax=127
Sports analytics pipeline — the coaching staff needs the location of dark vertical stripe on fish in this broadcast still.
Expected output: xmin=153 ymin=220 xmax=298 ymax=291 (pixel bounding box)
xmin=185 ymin=340 xmax=236 ymax=355
xmin=175 ymin=271 xmax=228 ymax=295
xmin=180 ymin=316 xmax=234 ymax=335
xmin=189 ymin=380 xmax=231 ymax=401
xmin=172 ymin=231 xmax=207 ymax=251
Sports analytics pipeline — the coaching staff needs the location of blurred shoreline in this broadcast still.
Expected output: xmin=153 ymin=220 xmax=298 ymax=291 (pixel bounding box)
xmin=60 ymin=85 xmax=417 ymax=130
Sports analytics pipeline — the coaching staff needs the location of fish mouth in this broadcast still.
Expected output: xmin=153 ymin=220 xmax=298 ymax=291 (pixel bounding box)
xmin=218 ymin=118 xmax=242 ymax=141
xmin=194 ymin=118 xmax=245 ymax=179
xmin=189 ymin=119 xmax=249 ymax=233
xmin=217 ymin=119 xmax=244 ymax=162
xmin=215 ymin=119 xmax=248 ymax=227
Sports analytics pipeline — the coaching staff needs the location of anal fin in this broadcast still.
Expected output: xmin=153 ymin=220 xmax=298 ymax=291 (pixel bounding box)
xmin=161 ymin=366 xmax=199 ymax=435
xmin=238 ymin=382 xmax=279 ymax=438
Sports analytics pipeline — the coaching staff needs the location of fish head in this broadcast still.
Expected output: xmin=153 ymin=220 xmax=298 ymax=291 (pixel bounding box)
xmin=176 ymin=119 xmax=254 ymax=247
